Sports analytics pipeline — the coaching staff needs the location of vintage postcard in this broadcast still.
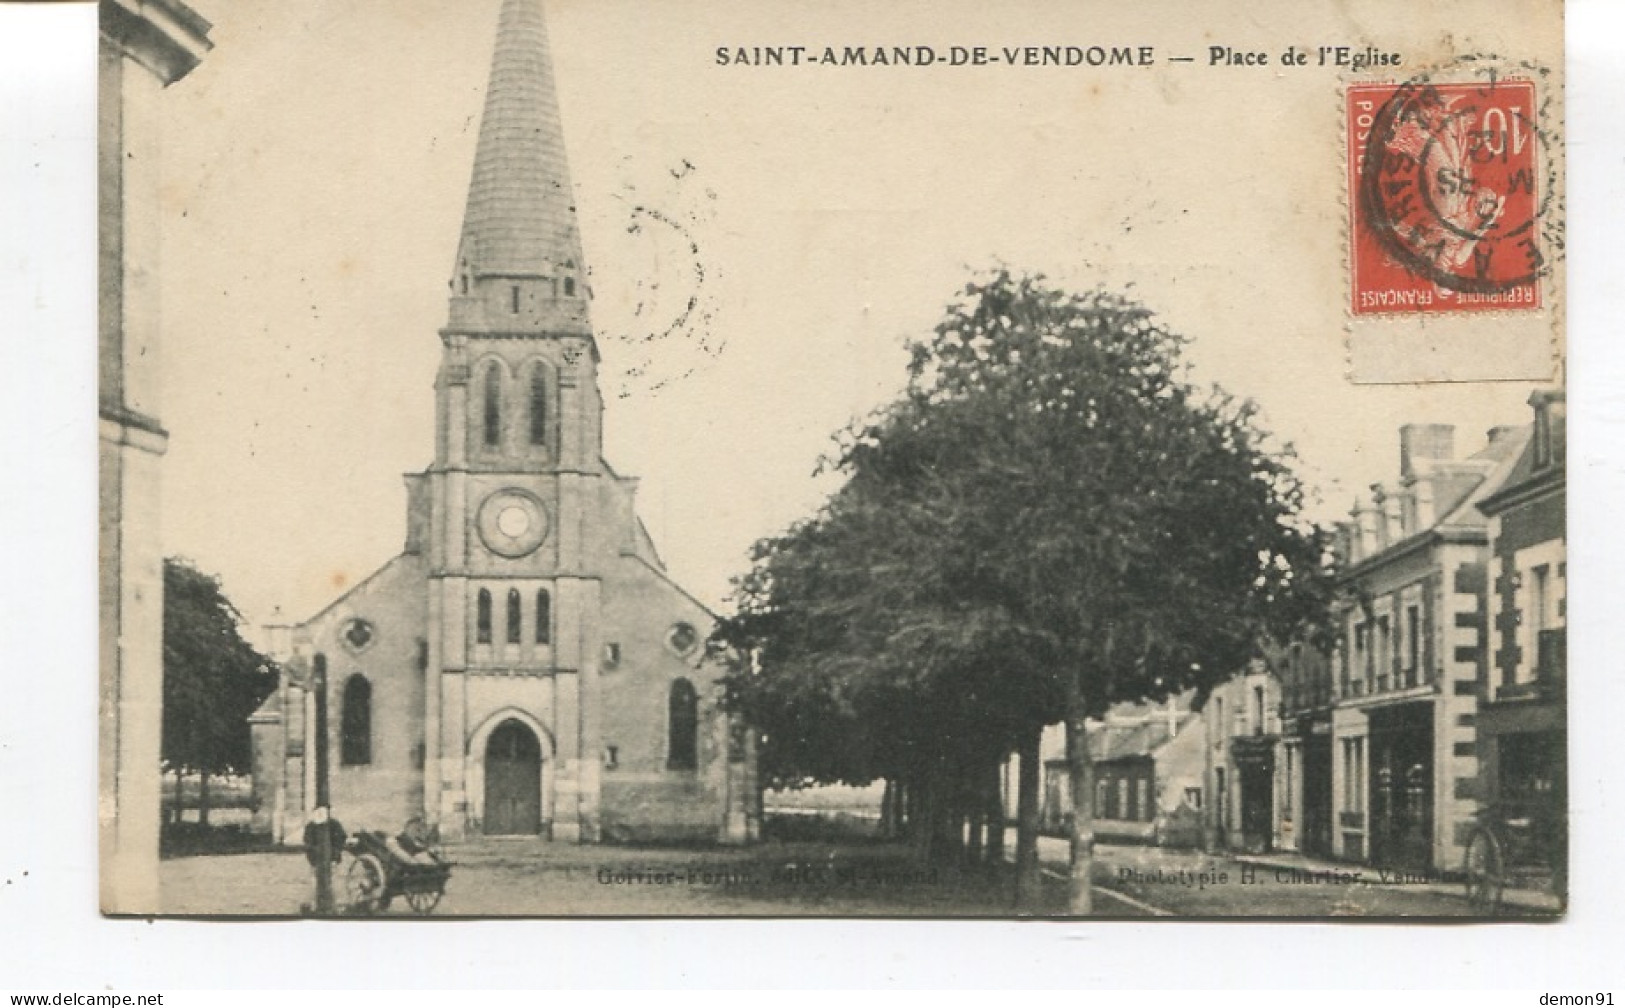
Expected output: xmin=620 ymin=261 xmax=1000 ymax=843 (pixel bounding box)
xmin=99 ymin=0 xmax=1565 ymax=919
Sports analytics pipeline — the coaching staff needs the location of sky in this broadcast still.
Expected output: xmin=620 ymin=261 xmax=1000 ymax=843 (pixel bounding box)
xmin=151 ymin=0 xmax=1561 ymax=630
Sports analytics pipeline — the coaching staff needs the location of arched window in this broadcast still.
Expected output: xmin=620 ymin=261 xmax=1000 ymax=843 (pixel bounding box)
xmin=667 ymin=678 xmax=698 ymax=770
xmin=482 ymin=363 xmax=502 ymax=448
xmin=506 ymin=588 xmax=522 ymax=645
xmin=476 ymin=589 xmax=493 ymax=644
xmin=528 ymin=368 xmax=547 ymax=446
xmin=535 ymin=589 xmax=551 ymax=644
xmin=340 ymin=675 xmax=372 ymax=766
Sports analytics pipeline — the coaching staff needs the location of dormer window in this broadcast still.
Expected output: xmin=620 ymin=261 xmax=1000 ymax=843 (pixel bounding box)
xmin=564 ymin=277 xmax=576 ymax=297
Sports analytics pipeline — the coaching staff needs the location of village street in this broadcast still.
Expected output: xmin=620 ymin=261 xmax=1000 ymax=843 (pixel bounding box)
xmin=156 ymin=835 xmax=1515 ymax=919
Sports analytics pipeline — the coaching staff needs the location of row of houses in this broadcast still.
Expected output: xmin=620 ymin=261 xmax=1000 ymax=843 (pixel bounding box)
xmin=1030 ymin=390 xmax=1566 ymax=876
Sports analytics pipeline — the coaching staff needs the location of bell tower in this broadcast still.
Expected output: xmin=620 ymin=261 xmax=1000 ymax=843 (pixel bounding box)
xmin=423 ymin=0 xmax=606 ymax=842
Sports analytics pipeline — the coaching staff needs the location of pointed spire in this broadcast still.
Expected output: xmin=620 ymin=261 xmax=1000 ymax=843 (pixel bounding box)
xmin=450 ymin=0 xmax=589 ymax=333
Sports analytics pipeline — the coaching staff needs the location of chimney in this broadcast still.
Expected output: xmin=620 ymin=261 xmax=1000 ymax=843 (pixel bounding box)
xmin=1485 ymin=425 xmax=1520 ymax=446
xmin=1334 ymin=520 xmax=1357 ymax=565
xmin=1353 ymin=497 xmax=1380 ymax=558
xmin=1400 ymin=423 xmax=1455 ymax=478
xmin=1369 ymin=484 xmax=1393 ymax=550
xmin=1412 ymin=476 xmax=1436 ymax=530
xmin=1380 ymin=484 xmax=1406 ymax=540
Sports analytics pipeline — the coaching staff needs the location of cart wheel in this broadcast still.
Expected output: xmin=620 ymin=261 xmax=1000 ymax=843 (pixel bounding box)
xmin=344 ymin=853 xmax=387 ymax=914
xmin=406 ymin=890 xmax=442 ymax=915
xmin=1463 ymin=828 xmax=1504 ymax=914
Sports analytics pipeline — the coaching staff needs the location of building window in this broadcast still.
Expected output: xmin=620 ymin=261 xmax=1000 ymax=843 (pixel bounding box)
xmin=1253 ymin=685 xmax=1265 ymax=735
xmin=1096 ymin=779 xmax=1109 ymax=817
xmin=1375 ymin=614 xmax=1391 ymax=689
xmin=340 ymin=675 xmax=372 ymax=766
xmin=529 ymin=368 xmax=547 ymax=446
xmin=1214 ymin=698 xmax=1224 ymax=742
xmin=564 ymin=276 xmax=576 ymax=297
xmin=1354 ymin=622 xmax=1370 ymax=692
xmin=476 ymin=589 xmax=493 ymax=644
xmin=506 ymin=588 xmax=522 ymax=645
xmin=1342 ymin=737 xmax=1365 ymax=814
xmin=1406 ymin=605 xmax=1421 ymax=684
xmin=1117 ymin=778 xmax=1129 ymax=821
xmin=1288 ymin=746 xmax=1297 ymax=813
xmin=667 ymin=622 xmax=699 ymax=656
xmin=1532 ymin=565 xmax=1551 ymax=633
xmin=483 ymin=363 xmax=502 ymax=448
xmin=1136 ymin=779 xmax=1151 ymax=821
xmin=668 ymin=678 xmax=698 ymax=770
xmin=535 ymin=589 xmax=551 ymax=644
xmin=1184 ymin=786 xmax=1203 ymax=810
xmin=511 ymin=284 xmax=521 ymax=313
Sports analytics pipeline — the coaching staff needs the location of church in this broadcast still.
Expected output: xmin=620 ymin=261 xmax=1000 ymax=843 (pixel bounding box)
xmin=248 ymin=0 xmax=758 ymax=846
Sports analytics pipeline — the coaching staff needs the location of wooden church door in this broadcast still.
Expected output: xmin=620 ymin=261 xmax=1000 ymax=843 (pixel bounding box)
xmin=484 ymin=720 xmax=542 ymax=835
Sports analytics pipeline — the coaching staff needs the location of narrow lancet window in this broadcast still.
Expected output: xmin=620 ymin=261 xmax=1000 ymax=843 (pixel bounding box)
xmin=529 ymin=368 xmax=547 ymax=446
xmin=668 ymin=678 xmax=698 ymax=770
xmin=483 ymin=363 xmax=502 ymax=447
xmin=535 ymin=589 xmax=551 ymax=644
xmin=506 ymin=588 xmax=522 ymax=644
xmin=340 ymin=675 xmax=372 ymax=766
xmin=476 ymin=589 xmax=493 ymax=644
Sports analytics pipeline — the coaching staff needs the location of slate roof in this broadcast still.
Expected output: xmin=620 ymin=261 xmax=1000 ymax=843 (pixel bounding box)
xmin=1087 ymin=711 xmax=1200 ymax=763
xmin=455 ymin=0 xmax=586 ymax=281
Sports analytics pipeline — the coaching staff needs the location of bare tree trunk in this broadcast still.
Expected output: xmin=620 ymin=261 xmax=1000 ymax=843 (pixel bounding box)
xmin=1014 ymin=726 xmax=1041 ymax=908
xmin=929 ymin=767 xmax=958 ymax=864
xmin=912 ymin=775 xmax=936 ymax=860
xmin=198 ymin=770 xmax=212 ymax=827
xmin=169 ymin=768 xmax=184 ymax=826
xmin=880 ymin=778 xmax=896 ymax=839
xmin=966 ymin=788 xmax=985 ymax=864
xmin=1065 ymin=687 xmax=1094 ymax=915
xmin=903 ymin=778 xmax=918 ymax=843
xmin=985 ymin=758 xmax=1006 ymax=865
xmin=947 ymin=777 xmax=967 ymax=865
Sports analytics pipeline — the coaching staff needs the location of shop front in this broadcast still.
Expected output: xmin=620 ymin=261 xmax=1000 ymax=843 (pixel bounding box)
xmin=1367 ymin=700 xmax=1434 ymax=870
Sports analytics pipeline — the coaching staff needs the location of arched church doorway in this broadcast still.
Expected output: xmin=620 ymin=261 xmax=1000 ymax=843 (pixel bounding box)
xmin=484 ymin=719 xmax=542 ymax=835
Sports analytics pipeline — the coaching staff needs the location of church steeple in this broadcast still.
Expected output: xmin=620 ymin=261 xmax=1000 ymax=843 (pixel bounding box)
xmin=448 ymin=0 xmax=591 ymax=337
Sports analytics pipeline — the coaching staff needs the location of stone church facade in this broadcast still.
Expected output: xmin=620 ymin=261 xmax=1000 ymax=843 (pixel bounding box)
xmin=249 ymin=0 xmax=758 ymax=846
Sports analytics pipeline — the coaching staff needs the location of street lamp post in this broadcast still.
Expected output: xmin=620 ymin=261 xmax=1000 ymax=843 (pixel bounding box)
xmin=312 ymin=660 xmax=334 ymax=914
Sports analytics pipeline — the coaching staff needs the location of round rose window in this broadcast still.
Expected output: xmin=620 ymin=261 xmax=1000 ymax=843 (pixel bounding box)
xmin=476 ymin=489 xmax=549 ymax=558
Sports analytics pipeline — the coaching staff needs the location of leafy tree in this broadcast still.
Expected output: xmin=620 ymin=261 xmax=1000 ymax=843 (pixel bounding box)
xmin=161 ymin=557 xmax=278 ymax=824
xmin=720 ymin=271 xmax=1331 ymax=912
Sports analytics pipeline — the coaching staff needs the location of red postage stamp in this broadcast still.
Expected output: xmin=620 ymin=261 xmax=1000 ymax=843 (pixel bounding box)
xmin=1347 ymin=78 xmax=1543 ymax=316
